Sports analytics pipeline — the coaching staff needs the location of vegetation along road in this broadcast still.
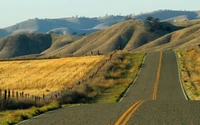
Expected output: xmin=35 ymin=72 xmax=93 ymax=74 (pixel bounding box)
xmin=17 ymin=51 xmax=200 ymax=125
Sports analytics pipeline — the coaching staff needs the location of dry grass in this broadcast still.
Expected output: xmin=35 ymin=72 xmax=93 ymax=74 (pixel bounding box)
xmin=177 ymin=48 xmax=200 ymax=100
xmin=0 ymin=56 xmax=104 ymax=96
xmin=0 ymin=101 xmax=60 ymax=125
xmin=81 ymin=51 xmax=145 ymax=103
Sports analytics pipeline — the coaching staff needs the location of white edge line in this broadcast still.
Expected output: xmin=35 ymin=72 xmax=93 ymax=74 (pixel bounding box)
xmin=119 ymin=53 xmax=147 ymax=102
xmin=174 ymin=51 xmax=189 ymax=100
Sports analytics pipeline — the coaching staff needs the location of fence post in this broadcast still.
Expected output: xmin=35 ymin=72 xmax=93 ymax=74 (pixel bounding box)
xmin=0 ymin=89 xmax=1 ymax=98
xmin=16 ymin=91 xmax=19 ymax=100
xmin=4 ymin=90 xmax=7 ymax=101
xmin=8 ymin=90 xmax=10 ymax=99
xmin=22 ymin=92 xmax=24 ymax=98
xmin=12 ymin=91 xmax=14 ymax=98
xmin=43 ymin=94 xmax=45 ymax=100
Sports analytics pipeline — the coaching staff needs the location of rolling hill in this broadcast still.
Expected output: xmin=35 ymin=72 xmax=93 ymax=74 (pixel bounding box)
xmin=0 ymin=33 xmax=80 ymax=59
xmin=133 ymin=21 xmax=200 ymax=52
xmin=1 ymin=10 xmax=200 ymax=39
xmin=45 ymin=20 xmax=179 ymax=57
xmin=0 ymin=19 xmax=199 ymax=59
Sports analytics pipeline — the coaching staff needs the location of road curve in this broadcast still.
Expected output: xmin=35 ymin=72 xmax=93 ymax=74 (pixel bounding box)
xmin=16 ymin=51 xmax=199 ymax=125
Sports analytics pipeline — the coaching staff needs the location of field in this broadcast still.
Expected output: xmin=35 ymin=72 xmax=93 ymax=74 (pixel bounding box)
xmin=0 ymin=56 xmax=104 ymax=96
xmin=177 ymin=48 xmax=200 ymax=100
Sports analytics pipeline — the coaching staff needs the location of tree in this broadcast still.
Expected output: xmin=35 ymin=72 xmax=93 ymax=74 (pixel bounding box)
xmin=72 ymin=32 xmax=77 ymax=35
xmin=146 ymin=16 xmax=153 ymax=21
xmin=125 ymin=15 xmax=132 ymax=20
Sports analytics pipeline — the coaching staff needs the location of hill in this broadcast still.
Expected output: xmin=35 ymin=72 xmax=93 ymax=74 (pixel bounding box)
xmin=134 ymin=22 xmax=200 ymax=52
xmin=1 ymin=10 xmax=200 ymax=38
xmin=133 ymin=10 xmax=200 ymax=21
xmin=0 ymin=33 xmax=80 ymax=59
xmin=0 ymin=29 xmax=9 ymax=38
xmin=0 ymin=19 xmax=200 ymax=59
xmin=42 ymin=20 xmax=180 ymax=57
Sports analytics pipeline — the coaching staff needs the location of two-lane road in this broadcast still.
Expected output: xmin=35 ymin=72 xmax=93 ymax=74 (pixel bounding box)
xmin=17 ymin=51 xmax=200 ymax=125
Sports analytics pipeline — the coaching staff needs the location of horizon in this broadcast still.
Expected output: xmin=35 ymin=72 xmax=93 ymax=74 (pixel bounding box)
xmin=1 ymin=0 xmax=200 ymax=28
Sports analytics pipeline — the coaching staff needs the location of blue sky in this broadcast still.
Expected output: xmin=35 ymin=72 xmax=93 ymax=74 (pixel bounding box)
xmin=0 ymin=0 xmax=200 ymax=28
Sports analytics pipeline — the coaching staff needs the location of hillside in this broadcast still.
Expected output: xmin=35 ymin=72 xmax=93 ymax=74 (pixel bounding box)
xmin=0 ymin=16 xmax=124 ymax=38
xmin=0 ymin=29 xmax=9 ymax=38
xmin=134 ymin=10 xmax=200 ymax=21
xmin=1 ymin=10 xmax=200 ymax=38
xmin=44 ymin=20 xmax=179 ymax=57
xmin=0 ymin=19 xmax=200 ymax=59
xmin=134 ymin=22 xmax=200 ymax=52
xmin=0 ymin=33 xmax=80 ymax=59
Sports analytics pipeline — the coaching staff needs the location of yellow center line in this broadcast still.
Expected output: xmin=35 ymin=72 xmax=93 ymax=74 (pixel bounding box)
xmin=152 ymin=52 xmax=163 ymax=100
xmin=121 ymin=100 xmax=145 ymax=125
xmin=114 ymin=100 xmax=145 ymax=125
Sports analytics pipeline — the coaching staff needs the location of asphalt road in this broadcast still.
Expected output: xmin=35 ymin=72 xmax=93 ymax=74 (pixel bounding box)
xmin=16 ymin=51 xmax=200 ymax=125
xmin=157 ymin=51 xmax=186 ymax=100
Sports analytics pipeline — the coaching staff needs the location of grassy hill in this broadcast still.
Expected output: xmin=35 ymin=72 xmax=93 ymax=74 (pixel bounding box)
xmin=0 ymin=19 xmax=200 ymax=59
xmin=0 ymin=33 xmax=80 ymax=59
xmin=46 ymin=20 xmax=180 ymax=56
xmin=134 ymin=22 xmax=200 ymax=52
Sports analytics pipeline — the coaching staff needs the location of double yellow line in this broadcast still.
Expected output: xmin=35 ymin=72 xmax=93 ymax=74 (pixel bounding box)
xmin=114 ymin=52 xmax=163 ymax=125
xmin=152 ymin=52 xmax=163 ymax=100
xmin=114 ymin=100 xmax=145 ymax=125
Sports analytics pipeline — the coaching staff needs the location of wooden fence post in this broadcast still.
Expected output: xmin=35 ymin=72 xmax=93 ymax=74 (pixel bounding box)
xmin=12 ymin=91 xmax=14 ymax=98
xmin=8 ymin=90 xmax=10 ymax=99
xmin=43 ymin=94 xmax=45 ymax=100
xmin=0 ymin=89 xmax=2 ymax=98
xmin=16 ymin=91 xmax=19 ymax=99
xmin=4 ymin=90 xmax=7 ymax=100
xmin=22 ymin=92 xmax=24 ymax=98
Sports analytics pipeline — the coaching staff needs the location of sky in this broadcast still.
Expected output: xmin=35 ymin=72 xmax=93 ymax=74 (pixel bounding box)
xmin=0 ymin=0 xmax=200 ymax=28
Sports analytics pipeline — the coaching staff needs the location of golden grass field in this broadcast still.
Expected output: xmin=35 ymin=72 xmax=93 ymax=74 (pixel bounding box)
xmin=177 ymin=48 xmax=200 ymax=100
xmin=0 ymin=56 xmax=104 ymax=96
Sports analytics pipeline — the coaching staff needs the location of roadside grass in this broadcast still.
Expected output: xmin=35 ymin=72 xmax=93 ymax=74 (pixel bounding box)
xmin=177 ymin=48 xmax=200 ymax=100
xmin=0 ymin=56 xmax=104 ymax=96
xmin=0 ymin=101 xmax=60 ymax=125
xmin=80 ymin=51 xmax=145 ymax=103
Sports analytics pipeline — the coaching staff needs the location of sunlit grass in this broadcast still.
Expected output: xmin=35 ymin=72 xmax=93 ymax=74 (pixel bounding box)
xmin=0 ymin=56 xmax=104 ymax=96
xmin=0 ymin=101 xmax=60 ymax=125
xmin=177 ymin=48 xmax=200 ymax=100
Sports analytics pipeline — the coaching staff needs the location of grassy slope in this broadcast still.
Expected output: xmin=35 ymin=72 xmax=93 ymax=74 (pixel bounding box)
xmin=0 ymin=56 xmax=104 ymax=96
xmin=134 ymin=22 xmax=200 ymax=52
xmin=49 ymin=20 xmax=176 ymax=56
xmin=177 ymin=48 xmax=200 ymax=100
xmin=0 ymin=33 xmax=80 ymax=59
xmin=77 ymin=51 xmax=145 ymax=103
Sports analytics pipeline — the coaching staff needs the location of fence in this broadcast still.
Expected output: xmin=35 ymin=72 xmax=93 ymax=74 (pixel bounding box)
xmin=0 ymin=51 xmax=117 ymax=109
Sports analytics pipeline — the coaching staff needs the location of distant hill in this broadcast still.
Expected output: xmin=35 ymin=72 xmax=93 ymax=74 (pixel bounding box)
xmin=0 ymin=29 xmax=9 ymax=38
xmin=133 ymin=10 xmax=200 ymax=21
xmin=1 ymin=10 xmax=200 ymax=38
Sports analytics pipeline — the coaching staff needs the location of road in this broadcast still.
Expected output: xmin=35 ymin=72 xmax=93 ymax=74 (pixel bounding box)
xmin=16 ymin=51 xmax=200 ymax=125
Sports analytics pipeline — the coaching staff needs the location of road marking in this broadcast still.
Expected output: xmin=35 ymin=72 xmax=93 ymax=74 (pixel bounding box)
xmin=174 ymin=51 xmax=189 ymax=100
xmin=152 ymin=52 xmax=163 ymax=100
xmin=119 ymin=54 xmax=147 ymax=102
xmin=114 ymin=100 xmax=145 ymax=125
